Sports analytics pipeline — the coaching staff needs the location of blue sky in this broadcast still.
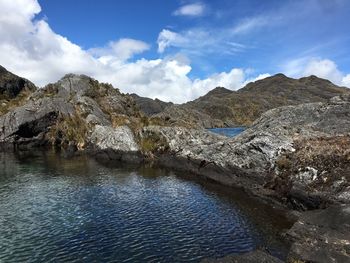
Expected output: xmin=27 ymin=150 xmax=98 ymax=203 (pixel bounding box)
xmin=0 ymin=0 xmax=349 ymax=102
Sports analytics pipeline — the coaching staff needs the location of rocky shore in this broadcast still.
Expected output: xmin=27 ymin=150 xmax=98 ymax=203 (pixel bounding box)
xmin=0 ymin=67 xmax=349 ymax=262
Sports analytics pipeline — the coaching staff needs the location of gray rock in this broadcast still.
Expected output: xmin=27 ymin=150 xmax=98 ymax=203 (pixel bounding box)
xmin=287 ymin=205 xmax=350 ymax=263
xmin=90 ymin=125 xmax=139 ymax=152
xmin=0 ymin=97 xmax=74 ymax=143
xmin=202 ymin=250 xmax=283 ymax=263
xmin=0 ymin=65 xmax=36 ymax=99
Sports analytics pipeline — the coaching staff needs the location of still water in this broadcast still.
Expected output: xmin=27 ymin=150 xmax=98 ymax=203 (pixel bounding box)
xmin=0 ymin=151 xmax=291 ymax=262
xmin=208 ymin=127 xmax=245 ymax=137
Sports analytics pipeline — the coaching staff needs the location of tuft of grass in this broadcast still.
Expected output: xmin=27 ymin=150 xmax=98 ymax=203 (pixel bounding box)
xmin=47 ymin=111 xmax=90 ymax=150
xmin=276 ymin=155 xmax=292 ymax=171
xmin=140 ymin=130 xmax=169 ymax=154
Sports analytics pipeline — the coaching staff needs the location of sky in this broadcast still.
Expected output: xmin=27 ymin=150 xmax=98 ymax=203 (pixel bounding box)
xmin=0 ymin=0 xmax=350 ymax=103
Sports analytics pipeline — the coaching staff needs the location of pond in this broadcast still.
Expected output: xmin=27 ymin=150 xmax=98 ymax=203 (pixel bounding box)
xmin=0 ymin=151 xmax=291 ymax=262
xmin=208 ymin=127 xmax=245 ymax=137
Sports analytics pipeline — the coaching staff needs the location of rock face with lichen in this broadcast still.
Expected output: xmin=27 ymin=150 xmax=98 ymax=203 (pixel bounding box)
xmin=0 ymin=70 xmax=142 ymax=153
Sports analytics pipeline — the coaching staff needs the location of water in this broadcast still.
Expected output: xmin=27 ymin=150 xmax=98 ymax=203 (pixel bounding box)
xmin=208 ymin=127 xmax=245 ymax=137
xmin=0 ymin=151 xmax=291 ymax=262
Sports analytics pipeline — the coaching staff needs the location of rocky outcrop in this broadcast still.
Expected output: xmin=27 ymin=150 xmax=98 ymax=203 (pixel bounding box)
xmin=0 ymin=65 xmax=36 ymax=99
xmin=0 ymin=73 xmax=143 ymax=152
xmin=154 ymin=74 xmax=349 ymax=128
xmin=202 ymin=250 xmax=283 ymax=263
xmin=286 ymin=205 xmax=350 ymax=262
xmin=88 ymin=125 xmax=142 ymax=163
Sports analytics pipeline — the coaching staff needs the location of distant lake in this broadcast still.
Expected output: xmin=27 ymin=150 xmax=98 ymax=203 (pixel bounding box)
xmin=208 ymin=127 xmax=245 ymax=137
xmin=0 ymin=151 xmax=290 ymax=262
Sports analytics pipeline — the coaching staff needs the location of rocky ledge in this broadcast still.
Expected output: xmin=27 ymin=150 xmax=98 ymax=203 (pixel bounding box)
xmin=0 ymin=68 xmax=349 ymax=262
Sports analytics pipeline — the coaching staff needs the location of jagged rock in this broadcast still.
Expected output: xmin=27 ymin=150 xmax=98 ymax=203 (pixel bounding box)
xmin=201 ymin=250 xmax=283 ymax=263
xmin=286 ymin=205 xmax=350 ymax=263
xmin=0 ymin=97 xmax=74 ymax=143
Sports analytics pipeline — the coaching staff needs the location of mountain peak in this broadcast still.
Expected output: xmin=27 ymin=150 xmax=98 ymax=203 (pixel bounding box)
xmin=205 ymin=87 xmax=233 ymax=97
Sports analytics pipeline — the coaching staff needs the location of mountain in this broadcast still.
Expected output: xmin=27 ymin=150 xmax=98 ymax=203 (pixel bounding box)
xmin=153 ymin=74 xmax=349 ymax=128
xmin=130 ymin=93 xmax=173 ymax=116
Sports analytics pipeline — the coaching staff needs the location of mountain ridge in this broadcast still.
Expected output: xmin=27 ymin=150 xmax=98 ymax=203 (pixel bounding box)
xmin=151 ymin=73 xmax=349 ymax=128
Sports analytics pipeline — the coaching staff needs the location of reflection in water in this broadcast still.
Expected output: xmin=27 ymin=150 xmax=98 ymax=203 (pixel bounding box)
xmin=0 ymin=151 xmax=291 ymax=262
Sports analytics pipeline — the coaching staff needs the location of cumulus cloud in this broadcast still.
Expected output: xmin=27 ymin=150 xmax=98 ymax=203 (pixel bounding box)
xmin=173 ymin=3 xmax=205 ymax=17
xmin=89 ymin=39 xmax=150 ymax=62
xmin=0 ymin=0 xmax=269 ymax=103
xmin=343 ymin=74 xmax=350 ymax=87
xmin=283 ymin=57 xmax=350 ymax=87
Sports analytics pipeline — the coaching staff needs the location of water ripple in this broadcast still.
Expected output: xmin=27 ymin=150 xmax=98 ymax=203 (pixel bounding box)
xmin=0 ymin=152 xmax=288 ymax=262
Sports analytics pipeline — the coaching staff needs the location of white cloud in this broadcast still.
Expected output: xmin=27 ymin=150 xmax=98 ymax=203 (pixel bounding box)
xmin=283 ymin=57 xmax=350 ymax=87
xmin=89 ymin=39 xmax=150 ymax=61
xmin=342 ymin=74 xmax=350 ymax=87
xmin=192 ymin=68 xmax=245 ymax=97
xmin=0 ymin=0 xmax=270 ymax=103
xmin=173 ymin=3 xmax=205 ymax=17
xmin=157 ymin=29 xmax=187 ymax=53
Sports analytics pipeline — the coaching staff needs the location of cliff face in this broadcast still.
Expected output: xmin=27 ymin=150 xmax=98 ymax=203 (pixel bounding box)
xmin=153 ymin=74 xmax=349 ymax=128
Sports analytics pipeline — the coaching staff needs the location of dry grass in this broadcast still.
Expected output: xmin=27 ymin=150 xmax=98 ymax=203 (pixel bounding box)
xmin=140 ymin=130 xmax=169 ymax=154
xmin=47 ymin=111 xmax=90 ymax=150
xmin=268 ymin=135 xmax=350 ymax=195
xmin=0 ymin=89 xmax=32 ymax=116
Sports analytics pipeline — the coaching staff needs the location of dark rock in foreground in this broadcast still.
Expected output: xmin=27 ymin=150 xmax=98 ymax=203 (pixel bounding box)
xmin=286 ymin=204 xmax=350 ymax=262
xmin=202 ymin=250 xmax=283 ymax=263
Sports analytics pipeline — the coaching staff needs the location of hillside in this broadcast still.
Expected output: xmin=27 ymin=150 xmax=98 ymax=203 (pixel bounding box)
xmin=153 ymin=74 xmax=349 ymax=128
